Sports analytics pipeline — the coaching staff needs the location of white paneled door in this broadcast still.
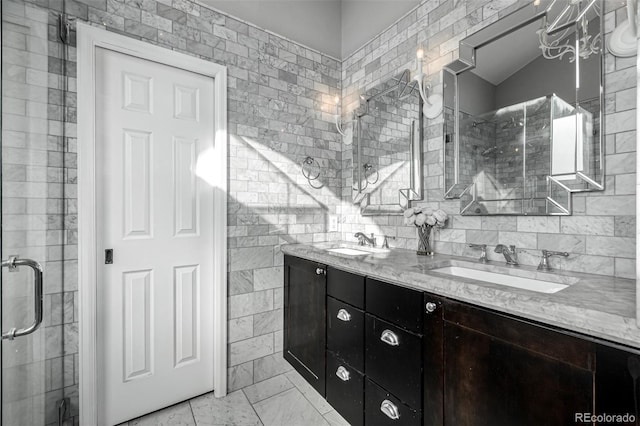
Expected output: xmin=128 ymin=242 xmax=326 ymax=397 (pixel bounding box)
xmin=95 ymin=48 xmax=215 ymax=425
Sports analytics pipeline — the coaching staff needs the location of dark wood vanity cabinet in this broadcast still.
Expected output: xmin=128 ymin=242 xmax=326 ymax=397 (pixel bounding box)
xmin=283 ymin=255 xmax=327 ymax=396
xmin=283 ymin=254 xmax=640 ymax=426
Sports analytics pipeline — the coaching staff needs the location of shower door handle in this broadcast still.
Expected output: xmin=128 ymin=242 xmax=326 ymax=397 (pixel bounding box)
xmin=1 ymin=257 xmax=43 ymax=340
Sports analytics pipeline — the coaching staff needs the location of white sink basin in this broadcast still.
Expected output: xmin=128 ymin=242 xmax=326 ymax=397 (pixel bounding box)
xmin=327 ymin=248 xmax=371 ymax=256
xmin=431 ymin=266 xmax=568 ymax=294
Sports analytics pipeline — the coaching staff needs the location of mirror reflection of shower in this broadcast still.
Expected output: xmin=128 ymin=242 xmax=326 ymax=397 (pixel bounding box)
xmin=501 ymin=116 xmax=524 ymax=129
xmin=480 ymin=145 xmax=500 ymax=157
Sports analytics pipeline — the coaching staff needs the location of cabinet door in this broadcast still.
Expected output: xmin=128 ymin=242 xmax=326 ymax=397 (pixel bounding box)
xmin=444 ymin=302 xmax=594 ymax=426
xmin=596 ymin=344 xmax=640 ymax=420
xmin=284 ymin=255 xmax=327 ymax=396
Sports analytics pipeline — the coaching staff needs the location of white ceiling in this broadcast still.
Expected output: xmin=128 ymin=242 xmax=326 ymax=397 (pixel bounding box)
xmin=199 ymin=0 xmax=420 ymax=59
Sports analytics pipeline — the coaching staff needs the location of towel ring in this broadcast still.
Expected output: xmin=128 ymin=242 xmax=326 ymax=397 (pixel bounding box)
xmin=301 ymin=156 xmax=324 ymax=189
xmin=364 ymin=163 xmax=379 ymax=185
xmin=301 ymin=156 xmax=321 ymax=181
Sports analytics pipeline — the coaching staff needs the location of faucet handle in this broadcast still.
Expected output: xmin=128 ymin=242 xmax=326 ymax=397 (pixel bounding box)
xmin=469 ymin=244 xmax=488 ymax=263
xmin=382 ymin=235 xmax=395 ymax=249
xmin=538 ymin=249 xmax=569 ymax=271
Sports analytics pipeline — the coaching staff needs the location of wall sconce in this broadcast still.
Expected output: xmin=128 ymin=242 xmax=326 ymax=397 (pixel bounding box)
xmin=413 ymin=48 xmax=443 ymax=119
xmin=608 ymin=0 xmax=636 ymax=57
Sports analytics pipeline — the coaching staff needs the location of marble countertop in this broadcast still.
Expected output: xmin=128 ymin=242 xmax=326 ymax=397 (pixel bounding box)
xmin=282 ymin=241 xmax=640 ymax=349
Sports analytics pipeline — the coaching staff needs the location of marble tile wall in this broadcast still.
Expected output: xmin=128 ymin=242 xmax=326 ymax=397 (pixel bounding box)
xmin=340 ymin=0 xmax=637 ymax=279
xmin=12 ymin=0 xmax=343 ymax=423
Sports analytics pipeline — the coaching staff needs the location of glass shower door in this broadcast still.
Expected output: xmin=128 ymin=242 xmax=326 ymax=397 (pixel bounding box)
xmin=2 ymin=1 xmax=70 ymax=424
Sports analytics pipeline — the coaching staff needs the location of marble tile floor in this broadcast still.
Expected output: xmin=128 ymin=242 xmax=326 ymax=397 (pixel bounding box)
xmin=118 ymin=370 xmax=350 ymax=426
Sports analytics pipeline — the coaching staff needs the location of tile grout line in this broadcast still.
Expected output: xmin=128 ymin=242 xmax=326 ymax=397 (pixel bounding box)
xmin=187 ymin=399 xmax=197 ymax=425
xmin=245 ymin=380 xmax=294 ymax=406
xmin=248 ymin=374 xmax=332 ymax=426
xmin=283 ymin=372 xmax=333 ymax=422
xmin=242 ymin=388 xmax=267 ymax=426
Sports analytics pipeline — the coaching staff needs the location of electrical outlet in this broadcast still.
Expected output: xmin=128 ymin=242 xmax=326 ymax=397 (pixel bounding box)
xmin=329 ymin=215 xmax=338 ymax=232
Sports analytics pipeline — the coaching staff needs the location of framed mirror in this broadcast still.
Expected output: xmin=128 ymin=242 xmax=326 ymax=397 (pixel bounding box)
xmin=443 ymin=0 xmax=604 ymax=215
xmin=352 ymin=70 xmax=423 ymax=215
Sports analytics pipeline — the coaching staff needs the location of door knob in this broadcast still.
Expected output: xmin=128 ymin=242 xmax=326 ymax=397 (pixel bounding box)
xmin=425 ymin=301 xmax=437 ymax=313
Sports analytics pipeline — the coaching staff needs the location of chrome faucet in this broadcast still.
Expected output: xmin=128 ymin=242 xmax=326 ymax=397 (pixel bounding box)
xmin=354 ymin=232 xmax=376 ymax=247
xmin=494 ymin=244 xmax=518 ymax=266
xmin=537 ymin=249 xmax=569 ymax=271
xmin=469 ymin=244 xmax=488 ymax=263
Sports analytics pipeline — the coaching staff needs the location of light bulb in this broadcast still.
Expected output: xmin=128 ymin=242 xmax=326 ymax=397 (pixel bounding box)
xmin=416 ymin=48 xmax=424 ymax=74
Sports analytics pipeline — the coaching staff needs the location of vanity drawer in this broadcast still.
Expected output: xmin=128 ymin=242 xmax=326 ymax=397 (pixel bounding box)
xmin=326 ymin=352 xmax=364 ymax=426
xmin=366 ymin=278 xmax=423 ymax=333
xmin=365 ymin=314 xmax=422 ymax=408
xmin=327 ymin=297 xmax=364 ymax=371
xmin=327 ymin=267 xmax=365 ymax=309
xmin=365 ymin=379 xmax=420 ymax=426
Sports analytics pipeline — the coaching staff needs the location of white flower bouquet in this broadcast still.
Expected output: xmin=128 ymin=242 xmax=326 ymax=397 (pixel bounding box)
xmin=403 ymin=207 xmax=448 ymax=255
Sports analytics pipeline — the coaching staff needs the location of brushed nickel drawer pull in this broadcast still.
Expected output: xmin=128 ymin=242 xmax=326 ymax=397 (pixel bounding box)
xmin=380 ymin=329 xmax=400 ymax=346
xmin=336 ymin=309 xmax=351 ymax=322
xmin=380 ymin=399 xmax=400 ymax=420
xmin=315 ymin=267 xmax=326 ymax=275
xmin=335 ymin=366 xmax=350 ymax=381
xmin=425 ymin=301 xmax=437 ymax=313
